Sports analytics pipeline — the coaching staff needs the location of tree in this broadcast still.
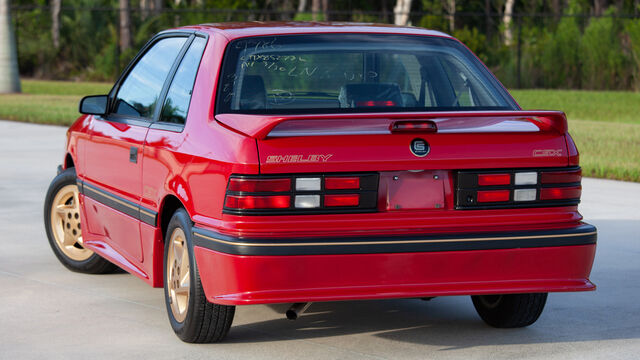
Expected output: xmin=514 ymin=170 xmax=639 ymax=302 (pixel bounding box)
xmin=297 ymin=0 xmax=307 ymax=13
xmin=119 ymin=0 xmax=131 ymax=52
xmin=551 ymin=0 xmax=561 ymax=21
xmin=484 ymin=0 xmax=492 ymax=39
xmin=51 ymin=0 xmax=61 ymax=49
xmin=280 ymin=0 xmax=294 ymax=20
xmin=503 ymin=0 xmax=515 ymax=46
xmin=594 ymin=0 xmax=605 ymax=16
xmin=394 ymin=0 xmax=412 ymax=25
xmin=312 ymin=0 xmax=320 ymax=20
xmin=322 ymin=0 xmax=329 ymax=20
xmin=0 ymin=0 xmax=20 ymax=93
xmin=443 ymin=0 xmax=455 ymax=32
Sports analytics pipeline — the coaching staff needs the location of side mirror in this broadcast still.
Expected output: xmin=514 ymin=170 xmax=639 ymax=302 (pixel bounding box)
xmin=79 ymin=95 xmax=108 ymax=115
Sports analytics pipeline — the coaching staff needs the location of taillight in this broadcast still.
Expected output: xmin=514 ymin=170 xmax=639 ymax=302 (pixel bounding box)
xmin=224 ymin=174 xmax=378 ymax=215
xmin=540 ymin=168 xmax=581 ymax=184
xmin=540 ymin=186 xmax=582 ymax=200
xmin=228 ymin=178 xmax=291 ymax=192
xmin=390 ymin=121 xmax=438 ymax=133
xmin=565 ymin=134 xmax=580 ymax=166
xmin=477 ymin=174 xmax=511 ymax=186
xmin=325 ymin=177 xmax=360 ymax=190
xmin=477 ymin=190 xmax=510 ymax=203
xmin=324 ymin=194 xmax=360 ymax=207
xmin=225 ymin=195 xmax=290 ymax=209
xmin=456 ymin=167 xmax=582 ymax=209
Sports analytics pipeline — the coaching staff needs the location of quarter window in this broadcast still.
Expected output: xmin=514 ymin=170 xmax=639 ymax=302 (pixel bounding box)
xmin=113 ymin=37 xmax=187 ymax=119
xmin=160 ymin=37 xmax=207 ymax=125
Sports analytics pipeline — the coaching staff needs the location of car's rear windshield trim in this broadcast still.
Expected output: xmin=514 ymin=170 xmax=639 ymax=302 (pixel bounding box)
xmin=216 ymin=106 xmax=514 ymax=116
xmin=215 ymin=33 xmax=518 ymax=115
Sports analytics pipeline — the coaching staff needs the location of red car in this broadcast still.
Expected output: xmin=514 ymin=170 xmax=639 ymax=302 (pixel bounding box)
xmin=44 ymin=22 xmax=597 ymax=343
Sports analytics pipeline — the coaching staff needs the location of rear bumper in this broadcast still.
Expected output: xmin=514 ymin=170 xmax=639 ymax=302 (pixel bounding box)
xmin=193 ymin=224 xmax=597 ymax=305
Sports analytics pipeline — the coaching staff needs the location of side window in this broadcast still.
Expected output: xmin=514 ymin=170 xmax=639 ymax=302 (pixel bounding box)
xmin=160 ymin=37 xmax=207 ymax=125
xmin=113 ymin=37 xmax=187 ymax=119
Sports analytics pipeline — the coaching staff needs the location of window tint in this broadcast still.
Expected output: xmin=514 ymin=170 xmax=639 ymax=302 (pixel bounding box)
xmin=217 ymin=34 xmax=517 ymax=114
xmin=160 ymin=37 xmax=206 ymax=125
xmin=114 ymin=37 xmax=187 ymax=119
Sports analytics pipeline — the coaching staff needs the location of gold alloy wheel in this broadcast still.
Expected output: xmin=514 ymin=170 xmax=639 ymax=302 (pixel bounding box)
xmin=167 ymin=227 xmax=190 ymax=323
xmin=50 ymin=184 xmax=93 ymax=261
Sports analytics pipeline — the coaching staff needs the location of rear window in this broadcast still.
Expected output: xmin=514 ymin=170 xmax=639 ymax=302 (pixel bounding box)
xmin=216 ymin=34 xmax=517 ymax=114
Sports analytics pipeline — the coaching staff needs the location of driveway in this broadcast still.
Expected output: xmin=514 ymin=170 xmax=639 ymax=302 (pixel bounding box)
xmin=0 ymin=120 xmax=638 ymax=359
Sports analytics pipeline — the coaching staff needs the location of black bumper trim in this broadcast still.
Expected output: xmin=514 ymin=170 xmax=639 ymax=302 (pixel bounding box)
xmin=77 ymin=179 xmax=158 ymax=227
xmin=192 ymin=223 xmax=597 ymax=256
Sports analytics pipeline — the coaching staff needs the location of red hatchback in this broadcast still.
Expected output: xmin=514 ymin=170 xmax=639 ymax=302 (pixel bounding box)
xmin=44 ymin=22 xmax=597 ymax=343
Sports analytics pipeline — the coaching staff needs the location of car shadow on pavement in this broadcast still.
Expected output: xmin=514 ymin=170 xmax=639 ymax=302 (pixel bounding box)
xmin=222 ymin=219 xmax=640 ymax=348
xmin=224 ymin=294 xmax=638 ymax=349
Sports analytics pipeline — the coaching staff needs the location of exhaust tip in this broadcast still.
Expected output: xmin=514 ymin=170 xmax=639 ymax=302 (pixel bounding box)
xmin=286 ymin=309 xmax=299 ymax=320
xmin=286 ymin=302 xmax=311 ymax=320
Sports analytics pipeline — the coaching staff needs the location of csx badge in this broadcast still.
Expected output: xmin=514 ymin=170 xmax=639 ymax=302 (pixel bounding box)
xmin=410 ymin=138 xmax=430 ymax=157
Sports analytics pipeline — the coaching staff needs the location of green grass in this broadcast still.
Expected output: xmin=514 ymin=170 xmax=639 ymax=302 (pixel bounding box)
xmin=0 ymin=79 xmax=111 ymax=125
xmin=511 ymin=89 xmax=640 ymax=124
xmin=20 ymin=79 xmax=112 ymax=96
xmin=1 ymin=81 xmax=639 ymax=181
xmin=511 ymin=89 xmax=640 ymax=182
xmin=568 ymin=120 xmax=640 ymax=182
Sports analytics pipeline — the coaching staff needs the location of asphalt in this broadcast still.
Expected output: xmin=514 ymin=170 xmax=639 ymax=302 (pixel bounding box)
xmin=0 ymin=120 xmax=639 ymax=359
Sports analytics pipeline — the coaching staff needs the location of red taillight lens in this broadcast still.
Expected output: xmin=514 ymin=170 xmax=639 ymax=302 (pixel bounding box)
xmin=355 ymin=100 xmax=396 ymax=107
xmin=325 ymin=177 xmax=360 ymax=190
xmin=228 ymin=178 xmax=291 ymax=192
xmin=477 ymin=190 xmax=510 ymax=203
xmin=224 ymin=195 xmax=290 ymax=209
xmin=224 ymin=174 xmax=377 ymax=214
xmin=391 ymin=121 xmax=437 ymax=133
xmin=477 ymin=173 xmax=511 ymax=186
xmin=540 ymin=169 xmax=581 ymax=184
xmin=566 ymin=134 xmax=580 ymax=166
xmin=540 ymin=186 xmax=582 ymax=200
xmin=324 ymin=194 xmax=360 ymax=207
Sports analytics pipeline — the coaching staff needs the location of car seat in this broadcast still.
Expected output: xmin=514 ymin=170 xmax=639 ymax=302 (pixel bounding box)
xmin=239 ymin=75 xmax=266 ymax=110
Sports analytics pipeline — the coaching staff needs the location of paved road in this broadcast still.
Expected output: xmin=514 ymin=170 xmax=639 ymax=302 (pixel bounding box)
xmin=1 ymin=120 xmax=639 ymax=359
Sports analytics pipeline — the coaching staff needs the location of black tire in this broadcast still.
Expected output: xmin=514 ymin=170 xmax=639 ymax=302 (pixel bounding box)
xmin=471 ymin=293 xmax=548 ymax=328
xmin=163 ymin=208 xmax=235 ymax=343
xmin=44 ymin=167 xmax=118 ymax=274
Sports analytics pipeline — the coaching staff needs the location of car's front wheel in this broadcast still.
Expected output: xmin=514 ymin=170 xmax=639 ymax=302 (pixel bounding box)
xmin=44 ymin=167 xmax=117 ymax=273
xmin=163 ymin=208 xmax=235 ymax=343
xmin=471 ymin=293 xmax=548 ymax=328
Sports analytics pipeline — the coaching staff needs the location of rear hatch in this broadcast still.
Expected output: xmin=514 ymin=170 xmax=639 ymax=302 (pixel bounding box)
xmin=215 ymin=110 xmax=584 ymax=238
xmin=217 ymin=111 xmax=570 ymax=174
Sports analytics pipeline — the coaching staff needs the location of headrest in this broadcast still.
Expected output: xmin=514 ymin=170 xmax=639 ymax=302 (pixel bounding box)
xmin=239 ymin=75 xmax=266 ymax=110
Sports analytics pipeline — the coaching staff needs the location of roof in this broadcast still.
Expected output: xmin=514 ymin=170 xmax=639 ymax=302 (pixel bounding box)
xmin=177 ymin=21 xmax=452 ymax=40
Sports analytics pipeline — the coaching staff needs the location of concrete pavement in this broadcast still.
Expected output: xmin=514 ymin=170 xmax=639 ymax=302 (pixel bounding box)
xmin=0 ymin=120 xmax=639 ymax=359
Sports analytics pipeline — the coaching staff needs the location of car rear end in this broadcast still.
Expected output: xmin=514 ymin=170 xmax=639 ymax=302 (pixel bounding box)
xmin=193 ymin=29 xmax=596 ymax=308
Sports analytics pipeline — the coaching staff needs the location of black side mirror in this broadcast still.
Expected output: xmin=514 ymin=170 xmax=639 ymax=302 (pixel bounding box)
xmin=79 ymin=95 xmax=108 ymax=115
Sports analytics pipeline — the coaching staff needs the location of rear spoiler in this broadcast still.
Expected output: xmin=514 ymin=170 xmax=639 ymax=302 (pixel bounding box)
xmin=215 ymin=111 xmax=568 ymax=140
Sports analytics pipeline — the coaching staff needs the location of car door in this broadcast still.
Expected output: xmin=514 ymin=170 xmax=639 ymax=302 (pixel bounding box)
xmin=140 ymin=36 xmax=208 ymax=227
xmin=82 ymin=35 xmax=189 ymax=263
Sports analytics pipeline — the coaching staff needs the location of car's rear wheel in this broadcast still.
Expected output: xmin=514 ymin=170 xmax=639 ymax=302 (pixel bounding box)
xmin=44 ymin=167 xmax=117 ymax=273
xmin=163 ymin=208 xmax=235 ymax=343
xmin=471 ymin=293 xmax=548 ymax=328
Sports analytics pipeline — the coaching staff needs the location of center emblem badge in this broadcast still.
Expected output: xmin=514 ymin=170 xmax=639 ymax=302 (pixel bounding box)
xmin=410 ymin=138 xmax=430 ymax=157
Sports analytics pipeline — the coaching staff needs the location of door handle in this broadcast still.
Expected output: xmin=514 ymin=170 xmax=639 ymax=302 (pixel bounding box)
xmin=129 ymin=147 xmax=138 ymax=163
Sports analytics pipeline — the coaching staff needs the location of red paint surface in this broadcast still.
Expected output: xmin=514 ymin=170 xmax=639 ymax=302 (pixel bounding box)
xmin=60 ymin=24 xmax=596 ymax=301
xmin=194 ymin=244 xmax=596 ymax=305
